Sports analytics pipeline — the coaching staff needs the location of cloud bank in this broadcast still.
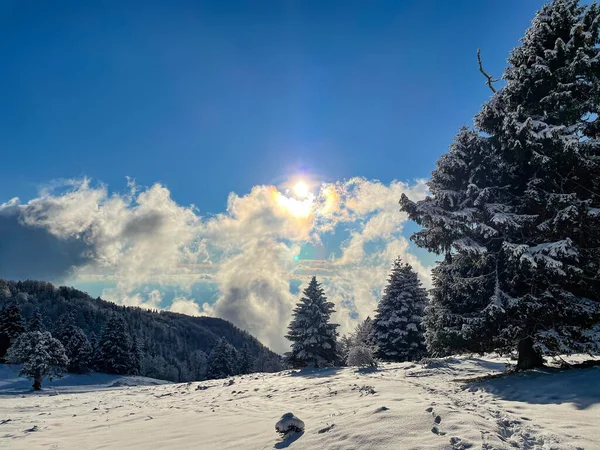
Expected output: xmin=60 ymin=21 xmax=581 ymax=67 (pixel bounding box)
xmin=0 ymin=177 xmax=430 ymax=352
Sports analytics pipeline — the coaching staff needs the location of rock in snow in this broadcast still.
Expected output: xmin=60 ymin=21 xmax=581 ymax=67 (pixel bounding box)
xmin=275 ymin=412 xmax=305 ymax=435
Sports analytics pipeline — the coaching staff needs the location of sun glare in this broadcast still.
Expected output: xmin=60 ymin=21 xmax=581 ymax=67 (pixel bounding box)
xmin=276 ymin=192 xmax=312 ymax=217
xmin=293 ymin=181 xmax=309 ymax=198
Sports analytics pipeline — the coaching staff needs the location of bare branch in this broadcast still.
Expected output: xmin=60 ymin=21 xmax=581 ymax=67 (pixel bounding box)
xmin=477 ymin=48 xmax=498 ymax=94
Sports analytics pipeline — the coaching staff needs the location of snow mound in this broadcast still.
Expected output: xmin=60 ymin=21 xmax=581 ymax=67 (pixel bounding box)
xmin=275 ymin=412 xmax=305 ymax=435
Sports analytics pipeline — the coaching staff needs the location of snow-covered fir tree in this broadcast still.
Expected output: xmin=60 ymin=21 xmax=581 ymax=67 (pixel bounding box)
xmin=65 ymin=328 xmax=92 ymax=374
xmin=96 ymin=315 xmax=133 ymax=375
xmin=53 ymin=312 xmax=92 ymax=374
xmin=0 ymin=300 xmax=25 ymax=360
xmin=189 ymin=349 xmax=208 ymax=380
xmin=206 ymin=338 xmax=237 ymax=380
xmin=285 ymin=276 xmax=339 ymax=368
xmin=337 ymin=334 xmax=353 ymax=365
xmin=402 ymin=0 xmax=600 ymax=369
xmin=6 ymin=331 xmax=69 ymax=390
xmin=89 ymin=332 xmax=99 ymax=371
xmin=238 ymin=343 xmax=254 ymax=375
xmin=339 ymin=317 xmax=378 ymax=366
xmin=353 ymin=316 xmax=376 ymax=349
xmin=401 ymin=128 xmax=503 ymax=357
xmin=372 ymin=258 xmax=428 ymax=362
xmin=129 ymin=335 xmax=142 ymax=376
xmin=28 ymin=308 xmax=45 ymax=332
xmin=53 ymin=312 xmax=77 ymax=346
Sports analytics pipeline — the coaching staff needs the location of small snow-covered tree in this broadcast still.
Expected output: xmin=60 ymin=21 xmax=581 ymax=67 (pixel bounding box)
xmin=0 ymin=301 xmax=25 ymax=360
xmin=346 ymin=345 xmax=377 ymax=368
xmin=96 ymin=315 xmax=133 ymax=375
xmin=6 ymin=331 xmax=69 ymax=390
xmin=285 ymin=276 xmax=339 ymax=368
xmin=339 ymin=317 xmax=377 ymax=366
xmin=373 ymin=258 xmax=428 ymax=362
xmin=28 ymin=308 xmax=45 ymax=332
xmin=206 ymin=338 xmax=236 ymax=380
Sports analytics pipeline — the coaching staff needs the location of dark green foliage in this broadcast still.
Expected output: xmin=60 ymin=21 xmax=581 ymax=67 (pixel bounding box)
xmin=285 ymin=276 xmax=339 ymax=368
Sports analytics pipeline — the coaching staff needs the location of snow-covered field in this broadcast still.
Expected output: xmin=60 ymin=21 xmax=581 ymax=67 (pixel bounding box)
xmin=1 ymin=357 xmax=599 ymax=449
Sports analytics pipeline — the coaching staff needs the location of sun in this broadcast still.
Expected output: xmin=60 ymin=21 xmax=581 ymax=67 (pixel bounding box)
xmin=293 ymin=181 xmax=309 ymax=198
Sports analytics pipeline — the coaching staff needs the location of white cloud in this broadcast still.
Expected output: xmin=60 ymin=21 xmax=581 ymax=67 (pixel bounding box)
xmin=169 ymin=297 xmax=203 ymax=316
xmin=0 ymin=176 xmax=432 ymax=353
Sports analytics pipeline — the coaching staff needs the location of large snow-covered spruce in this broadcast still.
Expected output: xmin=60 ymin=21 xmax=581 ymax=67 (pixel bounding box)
xmin=285 ymin=276 xmax=339 ymax=368
xmin=372 ymin=258 xmax=427 ymax=362
xmin=402 ymin=0 xmax=600 ymax=368
xmin=6 ymin=331 xmax=69 ymax=390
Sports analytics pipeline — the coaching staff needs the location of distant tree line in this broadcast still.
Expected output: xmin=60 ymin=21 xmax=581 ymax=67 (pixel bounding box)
xmin=0 ymin=280 xmax=281 ymax=389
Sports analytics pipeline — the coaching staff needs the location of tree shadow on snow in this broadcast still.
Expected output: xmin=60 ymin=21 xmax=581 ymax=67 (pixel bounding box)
xmin=274 ymin=431 xmax=304 ymax=449
xmin=289 ymin=367 xmax=343 ymax=378
xmin=470 ymin=366 xmax=600 ymax=410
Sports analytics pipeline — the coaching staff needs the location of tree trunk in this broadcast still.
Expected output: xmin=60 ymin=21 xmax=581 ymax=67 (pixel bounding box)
xmin=32 ymin=375 xmax=42 ymax=391
xmin=516 ymin=337 xmax=544 ymax=370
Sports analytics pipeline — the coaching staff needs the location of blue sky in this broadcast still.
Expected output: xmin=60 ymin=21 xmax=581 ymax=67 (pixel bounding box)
xmin=0 ymin=0 xmax=549 ymax=351
xmin=1 ymin=0 xmax=545 ymax=211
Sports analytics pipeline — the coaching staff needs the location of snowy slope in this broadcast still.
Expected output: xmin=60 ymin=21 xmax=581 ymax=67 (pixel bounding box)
xmin=0 ymin=364 xmax=168 ymax=394
xmin=1 ymin=357 xmax=599 ymax=449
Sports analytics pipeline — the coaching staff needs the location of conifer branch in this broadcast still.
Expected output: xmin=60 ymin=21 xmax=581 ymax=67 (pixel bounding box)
xmin=477 ymin=48 xmax=499 ymax=93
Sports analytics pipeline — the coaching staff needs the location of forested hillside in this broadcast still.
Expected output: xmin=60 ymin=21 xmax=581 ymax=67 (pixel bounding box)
xmin=0 ymin=280 xmax=281 ymax=382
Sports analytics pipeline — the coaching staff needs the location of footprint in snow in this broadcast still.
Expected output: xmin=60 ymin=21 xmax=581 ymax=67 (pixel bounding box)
xmin=431 ymin=425 xmax=446 ymax=436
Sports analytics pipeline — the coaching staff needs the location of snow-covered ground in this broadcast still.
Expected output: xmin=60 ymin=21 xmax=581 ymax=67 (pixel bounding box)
xmin=1 ymin=357 xmax=599 ymax=449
